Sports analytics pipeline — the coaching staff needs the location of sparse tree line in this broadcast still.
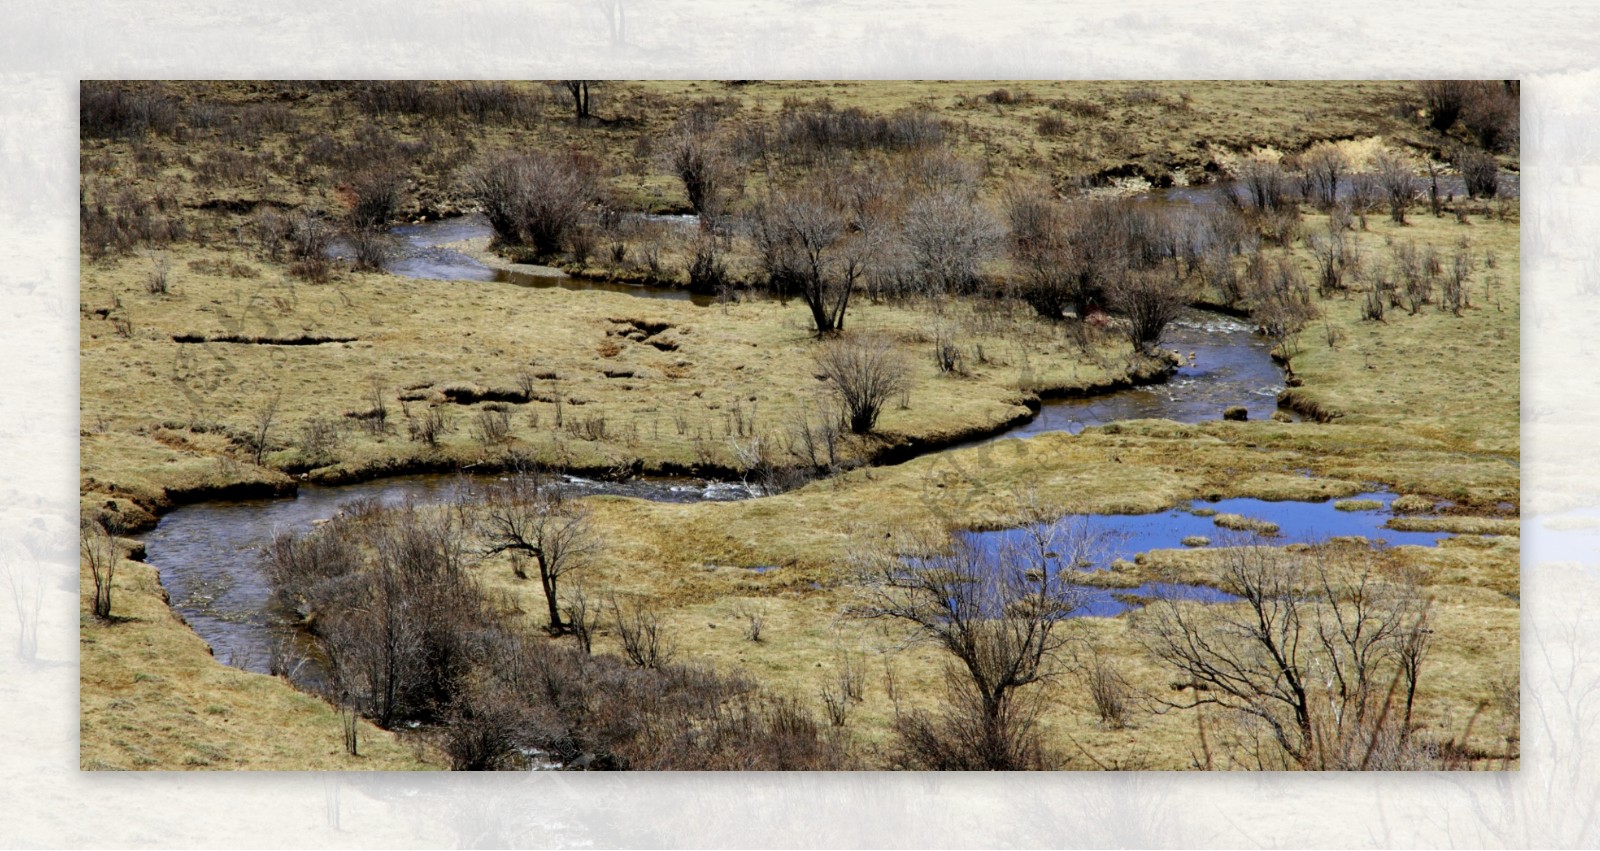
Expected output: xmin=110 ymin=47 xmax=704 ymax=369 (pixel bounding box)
xmin=83 ymin=81 xmax=1511 ymax=346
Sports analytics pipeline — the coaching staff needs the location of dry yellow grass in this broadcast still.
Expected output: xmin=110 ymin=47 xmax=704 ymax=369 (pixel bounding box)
xmin=79 ymin=80 xmax=1519 ymax=770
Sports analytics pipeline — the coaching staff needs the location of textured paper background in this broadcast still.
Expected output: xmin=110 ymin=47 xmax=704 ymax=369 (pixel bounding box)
xmin=3 ymin=1 xmax=1596 ymax=846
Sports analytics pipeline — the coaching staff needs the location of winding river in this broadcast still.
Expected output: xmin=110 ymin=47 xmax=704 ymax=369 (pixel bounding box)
xmin=139 ymin=212 xmax=1434 ymax=674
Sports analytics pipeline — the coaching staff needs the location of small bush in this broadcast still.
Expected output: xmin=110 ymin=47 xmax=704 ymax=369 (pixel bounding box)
xmin=466 ymin=150 xmax=598 ymax=257
xmin=611 ymin=596 xmax=673 ymax=669
xmin=473 ymin=408 xmax=512 ymax=446
xmin=814 ymin=333 xmax=912 ymax=434
xmin=1035 ymin=114 xmax=1068 ymax=137
xmin=143 ymin=252 xmax=171 ymax=295
xmin=1419 ymin=80 xmax=1470 ymax=133
xmin=1455 ymin=146 xmax=1499 ymax=199
xmin=1084 ymin=657 xmax=1131 ymax=729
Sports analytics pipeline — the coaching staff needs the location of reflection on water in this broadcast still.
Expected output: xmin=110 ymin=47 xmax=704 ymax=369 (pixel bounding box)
xmin=957 ymin=491 xmax=1447 ymax=617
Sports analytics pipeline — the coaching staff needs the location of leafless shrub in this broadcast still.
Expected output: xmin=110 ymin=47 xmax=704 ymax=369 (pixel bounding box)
xmin=732 ymin=603 xmax=765 ymax=642
xmin=80 ymin=82 xmax=179 ymax=139
xmin=852 ymin=514 xmax=1108 ymax=770
xmin=297 ymin=416 xmax=343 ymax=465
xmin=345 ymin=227 xmax=391 ymax=272
xmin=773 ymin=100 xmax=943 ymax=159
xmin=1083 ymin=656 xmax=1132 ymax=729
xmin=686 ymin=235 xmax=728 ymax=295
xmin=1461 ymin=82 xmax=1519 ymax=153
xmin=814 ymin=333 xmax=911 ymax=434
xmin=1245 ymin=250 xmax=1318 ymax=349
xmin=565 ymin=412 xmax=608 ymax=442
xmin=901 ymin=187 xmax=1002 ymax=297
xmin=666 ymin=124 xmax=736 ymax=224
xmin=342 ymin=167 xmax=403 ymax=231
xmin=302 ymin=504 xmax=483 ymax=728
xmin=1301 ymin=143 xmax=1348 ymax=210
xmin=466 ymin=150 xmax=598 ymax=257
xmin=473 ymin=408 xmax=512 ymax=446
xmin=1306 ymin=219 xmax=1357 ymax=298
xmin=750 ymin=176 xmax=876 ymax=335
xmin=406 ymin=403 xmax=448 ymax=447
xmin=785 ymin=398 xmax=845 ymax=471
xmin=144 ymin=251 xmax=171 ymax=294
xmin=1372 ymin=149 xmax=1418 ymax=224
xmin=1393 ymin=241 xmax=1441 ymax=315
xmin=79 ymin=183 xmax=187 ymax=260
xmin=1035 ymin=114 xmax=1068 ymax=137
xmin=563 ymin=581 xmax=602 ymax=655
xmin=454 ymin=81 xmax=545 ymax=125
xmin=1454 ymin=146 xmax=1500 ymax=199
xmin=80 ymin=520 xmax=118 ymax=620
xmin=248 ymin=391 xmax=281 ymax=466
xmin=1362 ymin=288 xmax=1386 ymax=322
xmin=1419 ymin=80 xmax=1471 ymax=133
xmin=1232 ymin=155 xmax=1293 ymax=212
xmin=288 ymin=210 xmax=334 ymax=282
xmin=1442 ymin=248 xmax=1473 ymax=315
xmin=611 ymin=595 xmax=674 ymax=669
xmin=1106 ymin=270 xmax=1187 ymax=353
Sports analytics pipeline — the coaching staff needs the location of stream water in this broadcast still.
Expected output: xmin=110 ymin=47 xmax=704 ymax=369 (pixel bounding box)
xmin=365 ymin=213 xmax=716 ymax=306
xmin=959 ymin=491 xmax=1447 ymax=617
xmin=142 ymin=207 xmax=1449 ymax=672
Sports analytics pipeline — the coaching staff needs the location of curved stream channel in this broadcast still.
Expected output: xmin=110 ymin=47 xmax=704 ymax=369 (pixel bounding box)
xmin=143 ymin=212 xmax=1448 ymax=675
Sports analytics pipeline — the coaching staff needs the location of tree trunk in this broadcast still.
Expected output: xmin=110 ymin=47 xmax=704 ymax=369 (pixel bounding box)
xmin=538 ymin=554 xmax=565 ymax=633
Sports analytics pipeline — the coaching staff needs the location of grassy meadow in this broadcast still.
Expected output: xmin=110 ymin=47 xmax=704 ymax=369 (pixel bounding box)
xmin=79 ymin=80 xmax=1519 ymax=770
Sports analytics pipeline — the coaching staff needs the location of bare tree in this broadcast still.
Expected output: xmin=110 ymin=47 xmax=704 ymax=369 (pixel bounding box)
xmin=561 ymin=80 xmax=595 ymax=122
xmin=814 ymin=333 xmax=912 ymax=434
xmin=1136 ymin=539 xmax=1434 ymax=769
xmin=249 ymin=390 xmax=281 ymax=467
xmin=1372 ymin=149 xmax=1418 ymax=224
xmin=852 ymin=514 xmax=1107 ymax=769
xmin=479 ymin=471 xmax=596 ymax=634
xmin=750 ymin=171 xmax=883 ymax=335
xmin=466 ymin=150 xmax=597 ymax=257
xmin=80 ymin=520 xmax=117 ymax=620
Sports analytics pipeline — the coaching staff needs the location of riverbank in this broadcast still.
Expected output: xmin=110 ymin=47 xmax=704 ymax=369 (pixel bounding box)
xmin=79 ymin=544 xmax=442 ymax=770
xmin=81 ymin=247 xmax=1174 ymax=535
